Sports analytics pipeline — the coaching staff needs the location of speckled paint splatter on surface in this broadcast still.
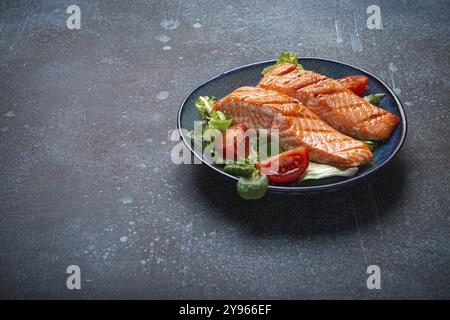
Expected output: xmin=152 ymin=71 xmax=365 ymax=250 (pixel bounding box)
xmin=0 ymin=0 xmax=450 ymax=299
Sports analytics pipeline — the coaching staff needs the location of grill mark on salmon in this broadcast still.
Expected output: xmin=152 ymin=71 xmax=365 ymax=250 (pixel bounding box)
xmin=258 ymin=63 xmax=400 ymax=140
xmin=214 ymin=86 xmax=372 ymax=167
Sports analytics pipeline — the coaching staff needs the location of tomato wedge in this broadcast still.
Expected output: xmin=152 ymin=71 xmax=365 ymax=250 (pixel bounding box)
xmin=337 ymin=75 xmax=368 ymax=96
xmin=256 ymin=146 xmax=309 ymax=183
xmin=220 ymin=123 xmax=249 ymax=160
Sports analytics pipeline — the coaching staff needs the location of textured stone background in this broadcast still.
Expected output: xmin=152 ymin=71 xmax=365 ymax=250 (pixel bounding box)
xmin=0 ymin=0 xmax=449 ymax=299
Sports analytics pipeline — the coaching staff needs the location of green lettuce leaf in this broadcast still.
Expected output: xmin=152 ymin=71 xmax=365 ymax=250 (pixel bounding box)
xmin=194 ymin=96 xmax=233 ymax=131
xmin=363 ymin=140 xmax=377 ymax=151
xmin=208 ymin=118 xmax=233 ymax=130
xmin=262 ymin=51 xmax=304 ymax=75
xmin=300 ymin=162 xmax=358 ymax=182
xmin=363 ymin=93 xmax=385 ymax=105
xmin=195 ymin=96 xmax=216 ymax=119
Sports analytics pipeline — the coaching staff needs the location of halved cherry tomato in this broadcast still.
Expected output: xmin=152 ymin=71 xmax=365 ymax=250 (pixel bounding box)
xmin=338 ymin=75 xmax=368 ymax=96
xmin=256 ymin=146 xmax=309 ymax=183
xmin=221 ymin=123 xmax=249 ymax=160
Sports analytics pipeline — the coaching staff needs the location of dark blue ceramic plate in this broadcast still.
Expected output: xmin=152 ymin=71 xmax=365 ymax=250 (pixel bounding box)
xmin=177 ymin=58 xmax=407 ymax=193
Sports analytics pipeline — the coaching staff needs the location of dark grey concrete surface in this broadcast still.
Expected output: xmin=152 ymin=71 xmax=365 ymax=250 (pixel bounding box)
xmin=1 ymin=0 xmax=449 ymax=299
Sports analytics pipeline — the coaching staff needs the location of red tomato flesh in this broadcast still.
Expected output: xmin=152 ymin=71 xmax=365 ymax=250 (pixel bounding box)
xmin=338 ymin=75 xmax=369 ymax=96
xmin=256 ymin=146 xmax=309 ymax=183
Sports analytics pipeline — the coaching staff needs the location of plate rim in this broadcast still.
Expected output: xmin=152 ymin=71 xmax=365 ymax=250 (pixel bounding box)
xmin=177 ymin=57 xmax=408 ymax=192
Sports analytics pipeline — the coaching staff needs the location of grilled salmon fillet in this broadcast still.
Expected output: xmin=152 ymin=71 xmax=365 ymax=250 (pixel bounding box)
xmin=258 ymin=63 xmax=400 ymax=140
xmin=214 ymin=86 xmax=372 ymax=167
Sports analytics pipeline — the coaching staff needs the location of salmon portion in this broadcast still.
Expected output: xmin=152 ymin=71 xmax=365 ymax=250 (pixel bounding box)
xmin=214 ymin=86 xmax=372 ymax=167
xmin=258 ymin=63 xmax=400 ymax=140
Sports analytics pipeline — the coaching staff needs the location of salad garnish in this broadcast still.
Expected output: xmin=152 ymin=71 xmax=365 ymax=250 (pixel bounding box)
xmin=262 ymin=51 xmax=303 ymax=75
xmin=364 ymin=93 xmax=385 ymax=105
xmin=300 ymin=162 xmax=359 ymax=182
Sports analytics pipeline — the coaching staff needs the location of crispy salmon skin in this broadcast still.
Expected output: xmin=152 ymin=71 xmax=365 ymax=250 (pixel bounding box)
xmin=214 ymin=86 xmax=372 ymax=167
xmin=258 ymin=63 xmax=400 ymax=140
